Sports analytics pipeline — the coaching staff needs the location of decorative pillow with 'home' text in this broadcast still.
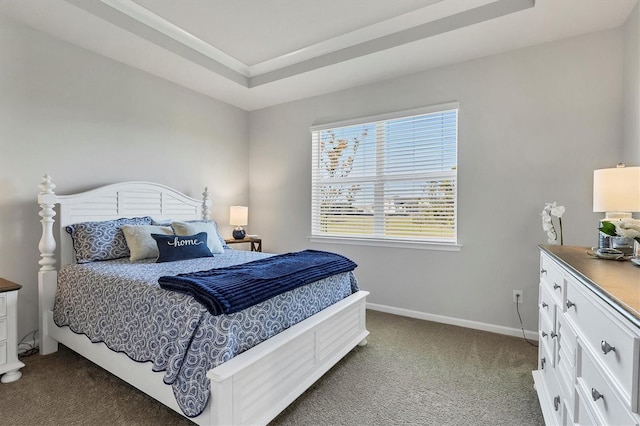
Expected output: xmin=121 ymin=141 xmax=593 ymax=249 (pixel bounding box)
xmin=152 ymin=232 xmax=214 ymax=263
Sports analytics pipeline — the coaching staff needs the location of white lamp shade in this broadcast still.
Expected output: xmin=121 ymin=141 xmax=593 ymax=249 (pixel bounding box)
xmin=230 ymin=206 xmax=248 ymax=226
xmin=593 ymin=166 xmax=640 ymax=212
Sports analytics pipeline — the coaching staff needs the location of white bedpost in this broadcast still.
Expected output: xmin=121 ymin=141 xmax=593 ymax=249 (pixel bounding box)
xmin=38 ymin=175 xmax=59 ymax=355
xmin=202 ymin=186 xmax=211 ymax=220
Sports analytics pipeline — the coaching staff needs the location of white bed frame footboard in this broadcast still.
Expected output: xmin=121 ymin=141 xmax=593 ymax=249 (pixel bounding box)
xmin=37 ymin=175 xmax=369 ymax=425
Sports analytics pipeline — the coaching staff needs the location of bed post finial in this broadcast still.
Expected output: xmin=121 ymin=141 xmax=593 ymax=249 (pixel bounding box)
xmin=38 ymin=175 xmax=57 ymax=271
xmin=202 ymin=186 xmax=211 ymax=220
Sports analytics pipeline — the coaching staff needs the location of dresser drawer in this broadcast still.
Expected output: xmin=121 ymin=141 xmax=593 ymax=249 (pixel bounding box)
xmin=540 ymin=312 xmax=556 ymax=367
xmin=0 ymin=318 xmax=6 ymax=342
xmin=0 ymin=342 xmax=5 ymax=366
xmin=557 ymin=311 xmax=577 ymax=365
xmin=577 ymin=345 xmax=637 ymax=426
xmin=557 ymin=313 xmax=577 ymax=411
xmin=540 ymin=254 xmax=565 ymax=304
xmin=539 ymin=337 xmax=554 ymax=376
xmin=566 ymin=280 xmax=640 ymax=408
xmin=0 ymin=294 xmax=5 ymax=317
xmin=575 ymin=383 xmax=603 ymax=426
xmin=539 ymin=284 xmax=556 ymax=331
xmin=540 ymin=352 xmax=566 ymax=425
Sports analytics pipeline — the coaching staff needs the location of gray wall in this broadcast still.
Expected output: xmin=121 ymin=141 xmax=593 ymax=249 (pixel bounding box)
xmin=0 ymin=15 xmax=250 ymax=340
xmin=248 ymin=29 xmax=624 ymax=334
xmin=624 ymin=2 xmax=640 ymax=166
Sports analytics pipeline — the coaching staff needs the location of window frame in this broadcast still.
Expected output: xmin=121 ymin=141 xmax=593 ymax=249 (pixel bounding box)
xmin=309 ymin=102 xmax=461 ymax=251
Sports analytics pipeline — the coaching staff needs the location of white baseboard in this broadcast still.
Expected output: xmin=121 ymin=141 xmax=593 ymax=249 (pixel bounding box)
xmin=366 ymin=303 xmax=539 ymax=341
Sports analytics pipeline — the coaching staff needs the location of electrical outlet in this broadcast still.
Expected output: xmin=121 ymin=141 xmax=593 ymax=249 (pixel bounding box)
xmin=513 ymin=290 xmax=523 ymax=304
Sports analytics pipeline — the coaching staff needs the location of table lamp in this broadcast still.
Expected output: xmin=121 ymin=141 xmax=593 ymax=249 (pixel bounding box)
xmin=593 ymin=163 xmax=640 ymax=249
xmin=230 ymin=206 xmax=248 ymax=239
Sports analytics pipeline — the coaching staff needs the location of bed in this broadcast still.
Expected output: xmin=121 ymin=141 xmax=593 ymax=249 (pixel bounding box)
xmin=37 ymin=175 xmax=369 ymax=425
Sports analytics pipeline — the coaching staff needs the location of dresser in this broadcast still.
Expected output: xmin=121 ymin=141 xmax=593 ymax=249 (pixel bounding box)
xmin=0 ymin=278 xmax=24 ymax=383
xmin=533 ymin=245 xmax=640 ymax=425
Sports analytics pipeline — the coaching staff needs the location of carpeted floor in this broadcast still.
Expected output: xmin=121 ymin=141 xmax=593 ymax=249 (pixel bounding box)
xmin=0 ymin=310 xmax=543 ymax=425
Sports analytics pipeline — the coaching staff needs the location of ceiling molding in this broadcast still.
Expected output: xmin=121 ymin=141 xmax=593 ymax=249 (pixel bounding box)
xmin=101 ymin=0 xmax=250 ymax=76
xmin=65 ymin=0 xmax=250 ymax=86
xmin=250 ymin=0 xmax=535 ymax=87
xmin=66 ymin=0 xmax=534 ymax=88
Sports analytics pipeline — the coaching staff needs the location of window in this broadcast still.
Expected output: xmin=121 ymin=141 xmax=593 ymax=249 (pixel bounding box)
xmin=310 ymin=103 xmax=458 ymax=246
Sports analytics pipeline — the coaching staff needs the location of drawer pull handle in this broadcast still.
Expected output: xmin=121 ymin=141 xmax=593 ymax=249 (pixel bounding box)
xmin=591 ymin=388 xmax=604 ymax=402
xmin=541 ymin=331 xmax=548 ymax=338
xmin=600 ymin=340 xmax=616 ymax=355
xmin=541 ymin=357 xmax=546 ymax=369
xmin=541 ymin=302 xmax=548 ymax=309
xmin=540 ymin=268 xmax=547 ymax=275
xmin=550 ymin=331 xmax=557 ymax=339
xmin=553 ymin=395 xmax=560 ymax=411
xmin=566 ymin=300 xmax=575 ymax=310
xmin=553 ymin=283 xmax=561 ymax=291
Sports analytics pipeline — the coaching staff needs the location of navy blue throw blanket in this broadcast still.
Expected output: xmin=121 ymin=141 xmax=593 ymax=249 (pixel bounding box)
xmin=158 ymin=250 xmax=357 ymax=316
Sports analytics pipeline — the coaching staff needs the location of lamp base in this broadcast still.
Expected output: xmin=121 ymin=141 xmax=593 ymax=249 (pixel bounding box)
xmin=232 ymin=227 xmax=246 ymax=240
xmin=604 ymin=212 xmax=632 ymax=220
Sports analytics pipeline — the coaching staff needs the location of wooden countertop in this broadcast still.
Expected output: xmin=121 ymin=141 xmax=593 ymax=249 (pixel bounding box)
xmin=0 ymin=277 xmax=22 ymax=293
xmin=540 ymin=245 xmax=640 ymax=328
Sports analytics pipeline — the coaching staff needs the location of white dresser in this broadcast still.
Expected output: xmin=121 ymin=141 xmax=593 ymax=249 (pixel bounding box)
xmin=533 ymin=245 xmax=640 ymax=425
xmin=0 ymin=278 xmax=24 ymax=383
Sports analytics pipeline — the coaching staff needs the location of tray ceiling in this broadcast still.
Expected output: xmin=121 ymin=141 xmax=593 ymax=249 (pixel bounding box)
xmin=0 ymin=0 xmax=637 ymax=110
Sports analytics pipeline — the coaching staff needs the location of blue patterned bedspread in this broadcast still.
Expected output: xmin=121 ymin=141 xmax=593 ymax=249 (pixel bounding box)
xmin=53 ymin=250 xmax=359 ymax=417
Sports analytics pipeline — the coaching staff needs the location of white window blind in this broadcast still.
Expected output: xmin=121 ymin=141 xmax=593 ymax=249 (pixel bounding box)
xmin=311 ymin=104 xmax=458 ymax=244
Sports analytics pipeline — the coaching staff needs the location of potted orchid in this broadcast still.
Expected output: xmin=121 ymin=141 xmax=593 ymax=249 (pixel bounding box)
xmin=541 ymin=202 xmax=565 ymax=245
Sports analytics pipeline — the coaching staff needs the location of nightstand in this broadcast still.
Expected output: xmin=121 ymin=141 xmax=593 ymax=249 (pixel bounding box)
xmin=0 ymin=278 xmax=24 ymax=383
xmin=225 ymin=237 xmax=262 ymax=252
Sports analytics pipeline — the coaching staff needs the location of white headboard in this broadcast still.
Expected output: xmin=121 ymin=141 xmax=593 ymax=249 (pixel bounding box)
xmin=39 ymin=175 xmax=210 ymax=268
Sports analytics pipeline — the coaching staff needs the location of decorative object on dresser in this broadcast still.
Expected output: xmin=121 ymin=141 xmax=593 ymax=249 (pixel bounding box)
xmin=224 ymin=236 xmax=262 ymax=252
xmin=533 ymin=245 xmax=640 ymax=425
xmin=0 ymin=277 xmax=24 ymax=383
xmin=230 ymin=205 xmax=248 ymax=239
xmin=541 ymin=202 xmax=565 ymax=245
xmin=37 ymin=175 xmax=368 ymax=426
xmin=598 ymin=218 xmax=640 ymax=258
xmin=593 ymin=163 xmax=640 ymax=251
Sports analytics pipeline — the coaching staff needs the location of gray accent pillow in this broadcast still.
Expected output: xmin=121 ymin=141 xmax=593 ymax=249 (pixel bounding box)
xmin=122 ymin=224 xmax=174 ymax=261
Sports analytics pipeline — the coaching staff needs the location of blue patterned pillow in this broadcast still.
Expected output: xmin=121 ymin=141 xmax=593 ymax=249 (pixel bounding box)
xmin=66 ymin=216 xmax=153 ymax=263
xmin=152 ymin=232 xmax=213 ymax=263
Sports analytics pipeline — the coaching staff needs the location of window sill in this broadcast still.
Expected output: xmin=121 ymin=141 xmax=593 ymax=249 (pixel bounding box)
xmin=307 ymin=235 xmax=462 ymax=251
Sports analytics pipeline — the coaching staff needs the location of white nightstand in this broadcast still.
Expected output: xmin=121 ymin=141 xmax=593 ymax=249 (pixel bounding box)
xmin=0 ymin=278 xmax=24 ymax=383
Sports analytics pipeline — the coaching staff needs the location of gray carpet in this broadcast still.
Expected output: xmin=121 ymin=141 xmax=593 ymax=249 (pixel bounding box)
xmin=0 ymin=310 xmax=543 ymax=425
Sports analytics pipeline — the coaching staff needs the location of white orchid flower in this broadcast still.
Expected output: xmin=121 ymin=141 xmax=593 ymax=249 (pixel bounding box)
xmin=550 ymin=205 xmax=565 ymax=218
xmin=541 ymin=201 xmax=564 ymax=245
xmin=618 ymin=218 xmax=640 ymax=232
xmin=615 ymin=220 xmax=640 ymax=239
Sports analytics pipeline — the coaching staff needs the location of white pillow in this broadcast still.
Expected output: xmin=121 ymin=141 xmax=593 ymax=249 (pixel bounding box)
xmin=171 ymin=221 xmax=225 ymax=254
xmin=122 ymin=225 xmax=174 ymax=261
